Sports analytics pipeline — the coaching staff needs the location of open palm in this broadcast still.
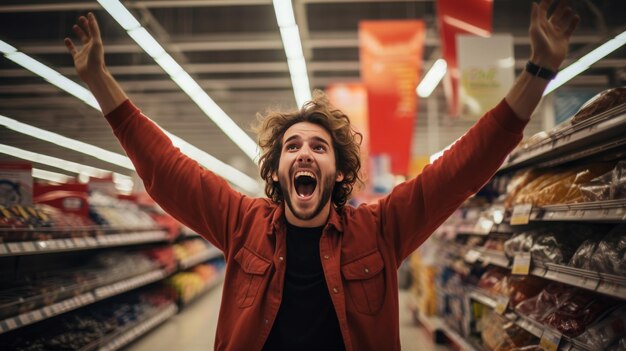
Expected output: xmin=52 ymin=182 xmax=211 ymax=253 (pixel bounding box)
xmin=64 ymin=13 xmax=105 ymax=85
xmin=529 ymin=0 xmax=580 ymax=71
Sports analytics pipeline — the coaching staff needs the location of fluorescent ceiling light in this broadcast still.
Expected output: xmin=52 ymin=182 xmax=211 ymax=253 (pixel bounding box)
xmin=1 ymin=40 xmax=261 ymax=195
xmin=33 ymin=168 xmax=73 ymax=183
xmin=0 ymin=144 xmax=132 ymax=182
xmin=97 ymin=0 xmax=140 ymax=30
xmin=272 ymin=0 xmax=296 ymax=27
xmin=1 ymin=46 xmax=99 ymax=109
xmin=272 ymin=0 xmax=312 ymax=107
xmin=0 ymin=114 xmax=134 ymax=170
xmin=544 ymin=30 xmax=626 ymax=95
xmin=0 ymin=40 xmax=17 ymax=54
xmin=99 ymin=0 xmax=258 ymax=161
xmin=417 ymin=59 xmax=447 ymax=98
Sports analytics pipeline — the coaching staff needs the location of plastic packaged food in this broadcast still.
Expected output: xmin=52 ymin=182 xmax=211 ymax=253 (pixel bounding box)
xmin=504 ymin=231 xmax=536 ymax=258
xmin=571 ymin=87 xmax=626 ymax=124
xmin=568 ymin=238 xmax=602 ymax=269
xmin=507 ymin=276 xmax=547 ymax=308
xmin=589 ymin=224 xmax=626 ymax=275
xmin=543 ymin=290 xmax=614 ymax=337
xmin=612 ymin=161 xmax=626 ymax=199
xmin=581 ymin=170 xmax=613 ymax=202
xmin=577 ymin=306 xmax=626 ymax=350
xmin=515 ymin=283 xmax=572 ymax=321
xmin=477 ymin=267 xmax=509 ymax=295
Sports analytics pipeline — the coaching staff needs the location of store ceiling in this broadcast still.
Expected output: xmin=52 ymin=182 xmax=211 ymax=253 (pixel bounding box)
xmin=0 ymin=0 xmax=625 ymax=192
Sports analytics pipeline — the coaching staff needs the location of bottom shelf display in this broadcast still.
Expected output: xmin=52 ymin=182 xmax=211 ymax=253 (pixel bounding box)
xmin=0 ymin=286 xmax=177 ymax=351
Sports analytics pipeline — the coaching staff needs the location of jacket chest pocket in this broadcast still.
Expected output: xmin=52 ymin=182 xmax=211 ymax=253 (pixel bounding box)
xmin=341 ymin=250 xmax=386 ymax=315
xmin=234 ymin=246 xmax=272 ymax=308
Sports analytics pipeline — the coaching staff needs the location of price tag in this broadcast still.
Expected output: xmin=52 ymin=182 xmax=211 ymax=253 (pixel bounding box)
xmin=7 ymin=242 xmax=21 ymax=253
xmin=0 ymin=244 xmax=7 ymax=254
xmin=464 ymin=249 xmax=482 ymax=263
xmin=474 ymin=218 xmax=494 ymax=235
xmin=19 ymin=314 xmax=31 ymax=325
xmin=511 ymin=204 xmax=532 ymax=225
xmin=540 ymin=330 xmax=562 ymax=351
xmin=5 ymin=318 xmax=17 ymax=330
xmin=73 ymin=238 xmax=86 ymax=247
xmin=495 ymin=296 xmax=509 ymax=315
xmin=21 ymin=241 xmax=36 ymax=252
xmin=512 ymin=252 xmax=531 ymax=275
xmin=48 ymin=240 xmax=59 ymax=249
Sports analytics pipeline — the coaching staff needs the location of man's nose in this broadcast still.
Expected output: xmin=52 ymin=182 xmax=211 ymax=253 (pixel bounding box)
xmin=297 ymin=147 xmax=313 ymax=163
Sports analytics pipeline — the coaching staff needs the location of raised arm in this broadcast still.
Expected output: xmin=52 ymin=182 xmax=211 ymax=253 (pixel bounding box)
xmin=380 ymin=0 xmax=580 ymax=261
xmin=506 ymin=0 xmax=580 ymax=120
xmin=64 ymin=13 xmax=249 ymax=254
xmin=64 ymin=12 xmax=127 ymax=115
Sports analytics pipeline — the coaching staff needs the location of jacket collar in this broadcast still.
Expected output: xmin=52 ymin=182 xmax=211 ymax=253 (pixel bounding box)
xmin=268 ymin=202 xmax=343 ymax=235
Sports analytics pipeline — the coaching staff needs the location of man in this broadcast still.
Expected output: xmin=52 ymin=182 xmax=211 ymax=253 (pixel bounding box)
xmin=64 ymin=1 xmax=579 ymax=350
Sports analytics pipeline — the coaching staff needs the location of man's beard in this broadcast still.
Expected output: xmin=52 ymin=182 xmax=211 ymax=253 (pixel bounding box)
xmin=279 ymin=172 xmax=335 ymax=221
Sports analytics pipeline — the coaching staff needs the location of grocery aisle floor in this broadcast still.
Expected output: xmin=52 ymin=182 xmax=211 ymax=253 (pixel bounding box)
xmin=127 ymin=285 xmax=451 ymax=351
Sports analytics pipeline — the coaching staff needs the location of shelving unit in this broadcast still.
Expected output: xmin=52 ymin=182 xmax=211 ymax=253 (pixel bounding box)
xmin=500 ymin=104 xmax=626 ymax=172
xmin=98 ymin=303 xmax=178 ymax=351
xmin=0 ymin=229 xmax=169 ymax=257
xmin=0 ymin=268 xmax=169 ymax=334
xmin=423 ymin=102 xmax=626 ymax=350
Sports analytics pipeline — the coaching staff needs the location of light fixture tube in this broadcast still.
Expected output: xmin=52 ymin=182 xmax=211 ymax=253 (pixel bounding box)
xmin=417 ymin=59 xmax=447 ymax=98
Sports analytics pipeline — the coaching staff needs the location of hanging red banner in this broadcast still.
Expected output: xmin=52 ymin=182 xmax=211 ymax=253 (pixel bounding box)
xmin=437 ymin=0 xmax=493 ymax=116
xmin=359 ymin=20 xmax=425 ymax=175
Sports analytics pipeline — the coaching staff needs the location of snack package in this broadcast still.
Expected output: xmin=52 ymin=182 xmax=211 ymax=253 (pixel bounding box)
xmin=571 ymin=87 xmax=626 ymax=124
xmin=515 ymin=283 xmax=572 ymax=321
xmin=543 ymin=290 xmax=614 ymax=337
xmin=477 ymin=267 xmax=510 ymax=295
xmin=612 ymin=161 xmax=626 ymax=199
xmin=581 ymin=170 xmax=613 ymax=202
xmin=507 ymin=276 xmax=547 ymax=308
xmin=530 ymin=226 xmax=589 ymax=264
xmin=569 ymin=238 xmax=602 ymax=269
xmin=577 ymin=306 xmax=626 ymax=350
xmin=589 ymin=224 xmax=626 ymax=275
xmin=481 ymin=312 xmax=536 ymax=351
xmin=504 ymin=231 xmax=536 ymax=259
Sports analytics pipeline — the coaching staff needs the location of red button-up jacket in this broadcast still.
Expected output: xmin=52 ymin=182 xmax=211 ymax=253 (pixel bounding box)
xmin=105 ymin=99 xmax=527 ymax=351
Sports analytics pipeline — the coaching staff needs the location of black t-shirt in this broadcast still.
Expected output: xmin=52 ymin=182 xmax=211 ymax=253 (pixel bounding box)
xmin=262 ymin=223 xmax=345 ymax=351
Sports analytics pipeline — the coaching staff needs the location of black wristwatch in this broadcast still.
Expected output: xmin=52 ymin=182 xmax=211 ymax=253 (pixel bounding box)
xmin=525 ymin=60 xmax=558 ymax=80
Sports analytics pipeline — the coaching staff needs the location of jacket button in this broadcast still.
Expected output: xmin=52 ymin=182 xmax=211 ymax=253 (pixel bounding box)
xmin=279 ymin=256 xmax=284 ymax=261
xmin=364 ymin=268 xmax=369 ymax=273
xmin=333 ymin=287 xmax=339 ymax=294
xmin=323 ymin=255 xmax=330 ymax=260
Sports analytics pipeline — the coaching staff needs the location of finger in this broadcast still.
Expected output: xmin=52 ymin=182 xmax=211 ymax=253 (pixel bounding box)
xmin=557 ymin=7 xmax=575 ymax=27
xmin=531 ymin=2 xmax=539 ymax=22
xmin=564 ymin=14 xmax=580 ymax=38
xmin=88 ymin=13 xmax=101 ymax=39
xmin=539 ymin=0 xmax=550 ymax=19
xmin=549 ymin=0 xmax=567 ymax=19
xmin=87 ymin=12 xmax=102 ymax=42
xmin=72 ymin=24 xmax=89 ymax=44
xmin=79 ymin=16 xmax=91 ymax=37
xmin=64 ymin=38 xmax=77 ymax=57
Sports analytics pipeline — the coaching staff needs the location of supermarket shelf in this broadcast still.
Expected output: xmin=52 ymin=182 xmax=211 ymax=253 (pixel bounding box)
xmin=468 ymin=290 xmax=590 ymax=351
xmin=500 ymin=104 xmax=626 ymax=172
xmin=474 ymin=248 xmax=510 ymax=268
xmin=0 ymin=230 xmax=169 ymax=257
xmin=527 ymin=200 xmax=626 ymax=223
xmin=178 ymin=247 xmax=223 ymax=270
xmin=455 ymin=242 xmax=626 ymax=300
xmin=438 ymin=319 xmax=482 ymax=351
xmin=0 ymin=269 xmax=168 ymax=335
xmin=98 ymin=303 xmax=178 ymax=351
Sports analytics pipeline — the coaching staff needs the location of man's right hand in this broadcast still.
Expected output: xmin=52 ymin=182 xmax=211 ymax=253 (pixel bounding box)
xmin=63 ymin=12 xmax=128 ymax=115
xmin=64 ymin=12 xmax=105 ymax=86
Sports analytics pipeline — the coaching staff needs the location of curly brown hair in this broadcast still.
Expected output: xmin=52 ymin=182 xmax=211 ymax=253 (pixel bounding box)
xmin=255 ymin=90 xmax=363 ymax=208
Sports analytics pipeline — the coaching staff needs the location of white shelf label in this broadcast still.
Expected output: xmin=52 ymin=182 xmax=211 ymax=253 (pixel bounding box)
xmin=7 ymin=242 xmax=21 ymax=253
xmin=511 ymin=204 xmax=532 ymax=225
xmin=0 ymin=244 xmax=7 ymax=254
xmin=464 ymin=249 xmax=481 ymax=264
xmin=21 ymin=241 xmax=36 ymax=252
xmin=6 ymin=318 xmax=17 ymax=330
xmin=540 ymin=330 xmax=562 ymax=351
xmin=512 ymin=252 xmax=531 ymax=275
xmin=495 ymin=296 xmax=509 ymax=315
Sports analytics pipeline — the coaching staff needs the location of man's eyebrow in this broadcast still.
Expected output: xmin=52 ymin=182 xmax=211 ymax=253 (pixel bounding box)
xmin=284 ymin=134 xmax=301 ymax=144
xmin=311 ymin=136 xmax=330 ymax=146
xmin=283 ymin=135 xmax=330 ymax=146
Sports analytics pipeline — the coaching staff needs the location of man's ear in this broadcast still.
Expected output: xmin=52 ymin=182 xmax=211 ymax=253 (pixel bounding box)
xmin=336 ymin=171 xmax=344 ymax=182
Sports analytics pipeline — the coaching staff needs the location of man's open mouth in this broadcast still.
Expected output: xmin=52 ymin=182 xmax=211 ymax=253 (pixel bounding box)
xmin=294 ymin=171 xmax=317 ymax=198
